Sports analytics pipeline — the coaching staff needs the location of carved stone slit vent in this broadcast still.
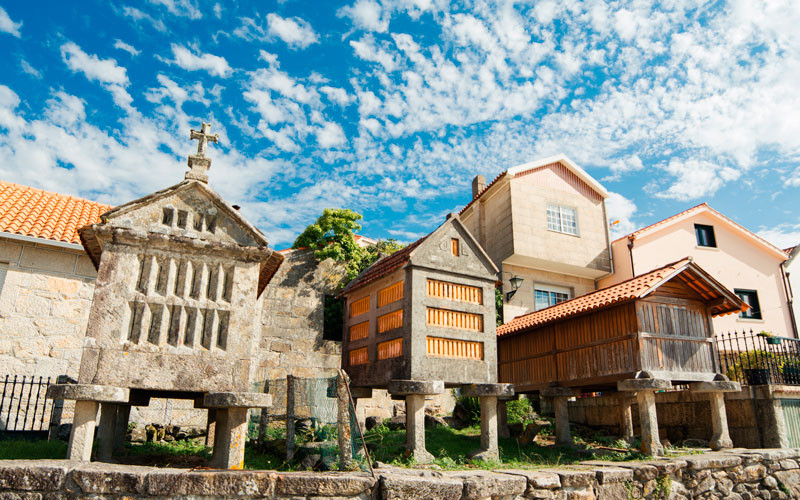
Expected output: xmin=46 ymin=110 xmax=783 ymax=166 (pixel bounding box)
xmin=147 ymin=303 xmax=164 ymax=345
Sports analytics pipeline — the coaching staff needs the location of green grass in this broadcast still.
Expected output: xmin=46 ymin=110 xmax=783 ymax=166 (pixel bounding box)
xmin=0 ymin=438 xmax=67 ymax=460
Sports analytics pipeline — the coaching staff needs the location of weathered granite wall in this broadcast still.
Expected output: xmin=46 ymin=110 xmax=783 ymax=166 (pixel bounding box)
xmin=0 ymin=238 xmax=96 ymax=378
xmin=3 ymin=449 xmax=800 ymax=499
xmin=568 ymin=387 xmax=789 ymax=449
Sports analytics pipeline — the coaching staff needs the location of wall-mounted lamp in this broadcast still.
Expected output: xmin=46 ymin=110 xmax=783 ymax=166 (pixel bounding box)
xmin=506 ymin=275 xmax=524 ymax=301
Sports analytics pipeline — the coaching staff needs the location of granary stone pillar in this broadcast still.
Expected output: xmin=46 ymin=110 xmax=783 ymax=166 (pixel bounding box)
xmin=462 ymin=383 xmax=515 ymax=461
xmin=204 ymin=392 xmax=272 ymax=469
xmin=45 ymin=384 xmax=130 ymax=462
xmin=618 ymin=378 xmax=672 ymax=457
xmin=96 ymin=403 xmax=119 ymax=461
xmin=541 ymin=386 xmax=579 ymax=446
xmin=616 ymin=393 xmax=636 ymax=444
xmin=497 ymin=395 xmax=516 ymax=439
xmin=689 ymin=380 xmax=741 ymax=450
xmin=113 ymin=404 xmax=131 ymax=454
xmin=388 ymin=380 xmax=444 ymax=464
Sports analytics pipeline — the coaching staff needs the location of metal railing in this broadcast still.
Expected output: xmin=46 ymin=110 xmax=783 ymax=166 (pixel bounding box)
xmin=716 ymin=330 xmax=800 ymax=386
xmin=0 ymin=375 xmax=54 ymax=434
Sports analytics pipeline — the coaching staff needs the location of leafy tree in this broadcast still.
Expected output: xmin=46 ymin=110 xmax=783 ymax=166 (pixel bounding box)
xmin=293 ymin=209 xmax=404 ymax=285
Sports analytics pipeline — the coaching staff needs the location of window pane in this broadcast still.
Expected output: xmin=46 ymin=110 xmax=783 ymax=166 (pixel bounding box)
xmin=560 ymin=207 xmax=577 ymax=235
xmin=695 ymin=224 xmax=716 ymax=247
xmin=551 ymin=292 xmax=569 ymax=305
xmin=735 ymin=289 xmax=762 ymax=320
xmin=534 ymin=290 xmax=551 ymax=310
xmin=546 ymin=205 xmax=561 ymax=232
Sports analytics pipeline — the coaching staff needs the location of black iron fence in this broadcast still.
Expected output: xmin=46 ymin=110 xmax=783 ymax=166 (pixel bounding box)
xmin=717 ymin=330 xmax=800 ymax=386
xmin=0 ymin=375 xmax=54 ymax=436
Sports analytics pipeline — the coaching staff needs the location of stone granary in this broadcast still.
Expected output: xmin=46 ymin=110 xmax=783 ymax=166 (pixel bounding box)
xmin=47 ymin=123 xmax=284 ymax=469
xmin=497 ymin=257 xmax=747 ymax=456
xmin=340 ymin=214 xmax=512 ymax=462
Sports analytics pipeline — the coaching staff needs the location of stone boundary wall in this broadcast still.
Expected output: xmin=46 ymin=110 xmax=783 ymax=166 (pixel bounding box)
xmin=3 ymin=449 xmax=800 ymax=499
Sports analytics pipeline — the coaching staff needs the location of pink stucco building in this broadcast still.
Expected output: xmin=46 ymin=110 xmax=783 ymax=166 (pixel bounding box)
xmin=599 ymin=203 xmax=796 ymax=338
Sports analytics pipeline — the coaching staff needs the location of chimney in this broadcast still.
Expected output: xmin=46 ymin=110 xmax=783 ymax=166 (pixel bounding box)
xmin=472 ymin=175 xmax=486 ymax=199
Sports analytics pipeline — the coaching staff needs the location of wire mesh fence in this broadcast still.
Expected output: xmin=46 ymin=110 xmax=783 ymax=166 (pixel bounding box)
xmin=252 ymin=372 xmax=371 ymax=473
xmin=717 ymin=330 xmax=800 ymax=386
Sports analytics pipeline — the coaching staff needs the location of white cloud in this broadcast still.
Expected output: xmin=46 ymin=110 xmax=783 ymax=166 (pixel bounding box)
xmin=656 ymin=159 xmax=742 ymax=201
xmin=338 ymin=0 xmax=388 ymax=33
xmin=316 ymin=122 xmax=346 ymax=148
xmin=266 ymin=13 xmax=318 ymax=49
xmin=114 ymin=39 xmax=141 ymax=56
xmin=61 ymin=42 xmax=129 ymax=85
xmin=150 ymin=0 xmax=201 ymax=19
xmin=122 ymin=7 xmax=167 ymax=32
xmin=20 ymin=60 xmax=41 ymax=78
xmin=757 ymin=223 xmax=800 ymax=249
xmin=0 ymin=7 xmax=22 ymax=37
xmin=605 ymin=192 xmax=638 ymax=239
xmin=168 ymin=44 xmax=232 ymax=77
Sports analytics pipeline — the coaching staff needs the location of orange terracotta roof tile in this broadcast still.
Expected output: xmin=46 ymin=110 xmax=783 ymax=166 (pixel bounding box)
xmin=0 ymin=181 xmax=112 ymax=245
xmin=497 ymin=257 xmax=745 ymax=336
xmin=341 ymin=236 xmax=427 ymax=295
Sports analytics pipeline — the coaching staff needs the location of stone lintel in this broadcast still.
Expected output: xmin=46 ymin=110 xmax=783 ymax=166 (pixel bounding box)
xmin=46 ymin=384 xmax=129 ymax=403
xmin=461 ymin=383 xmax=515 ymax=398
xmin=540 ymin=386 xmax=580 ymax=398
xmin=387 ymin=379 xmax=444 ymax=396
xmin=203 ymin=392 xmax=272 ymax=408
xmin=689 ymin=381 xmax=742 ymax=393
xmin=349 ymin=387 xmax=373 ymax=399
xmin=617 ymin=379 xmax=672 ymax=392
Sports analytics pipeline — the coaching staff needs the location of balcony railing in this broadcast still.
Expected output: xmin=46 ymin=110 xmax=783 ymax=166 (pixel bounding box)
xmin=716 ymin=330 xmax=800 ymax=386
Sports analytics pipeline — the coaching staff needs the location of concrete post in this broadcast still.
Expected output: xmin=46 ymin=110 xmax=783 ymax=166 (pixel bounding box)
xmin=336 ymin=373 xmax=353 ymax=470
xmin=708 ymin=392 xmax=733 ymax=450
xmin=209 ymin=408 xmax=248 ymax=469
xmin=498 ymin=399 xmax=510 ymax=439
xmin=636 ymin=390 xmax=663 ymax=456
xmin=113 ymin=404 xmax=131 ymax=454
xmin=618 ymin=395 xmax=635 ymax=444
xmin=405 ymin=394 xmax=434 ymax=463
xmin=96 ymin=402 xmax=118 ymax=461
xmin=553 ymin=396 xmax=573 ymax=446
xmin=67 ymin=400 xmax=99 ymax=461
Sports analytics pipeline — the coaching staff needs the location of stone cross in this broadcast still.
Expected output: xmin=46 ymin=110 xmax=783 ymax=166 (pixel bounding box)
xmin=190 ymin=122 xmax=219 ymax=157
xmin=186 ymin=122 xmax=219 ymax=183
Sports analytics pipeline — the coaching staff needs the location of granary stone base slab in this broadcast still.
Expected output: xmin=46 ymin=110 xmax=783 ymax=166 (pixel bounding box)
xmin=387 ymin=379 xmax=444 ymax=396
xmin=689 ymin=380 xmax=742 ymax=393
xmin=617 ymin=378 xmax=673 ymax=392
xmin=461 ymin=383 xmax=515 ymax=398
xmin=203 ymin=392 xmax=273 ymax=408
xmin=46 ymin=383 xmax=129 ymax=403
xmin=5 ymin=449 xmax=800 ymax=499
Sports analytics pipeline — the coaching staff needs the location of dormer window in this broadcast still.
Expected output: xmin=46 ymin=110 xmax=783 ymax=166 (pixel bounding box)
xmin=695 ymin=224 xmax=716 ymax=247
xmin=547 ymin=204 xmax=578 ymax=236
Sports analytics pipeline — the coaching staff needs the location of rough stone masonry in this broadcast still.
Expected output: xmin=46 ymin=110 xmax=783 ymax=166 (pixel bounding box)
xmin=3 ymin=449 xmax=800 ymax=499
xmin=46 ymin=123 xmax=283 ymax=469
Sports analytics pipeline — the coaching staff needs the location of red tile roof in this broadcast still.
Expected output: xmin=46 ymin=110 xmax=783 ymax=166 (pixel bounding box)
xmin=0 ymin=181 xmax=111 ymax=245
xmin=497 ymin=258 xmax=746 ymax=337
xmin=340 ymin=236 xmax=427 ymax=295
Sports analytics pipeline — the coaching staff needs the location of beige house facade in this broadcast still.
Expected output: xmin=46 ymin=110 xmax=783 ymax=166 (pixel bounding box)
xmin=460 ymin=155 xmax=613 ymax=321
xmin=599 ymin=203 xmax=796 ymax=338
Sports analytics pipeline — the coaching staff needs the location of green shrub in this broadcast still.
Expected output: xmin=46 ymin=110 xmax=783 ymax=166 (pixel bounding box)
xmin=506 ymin=397 xmax=535 ymax=424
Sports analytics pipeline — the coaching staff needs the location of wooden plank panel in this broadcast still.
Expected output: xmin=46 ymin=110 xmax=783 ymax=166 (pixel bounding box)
xmin=377 ymin=338 xmax=402 ymax=360
xmin=426 ymin=307 xmax=483 ymax=332
xmin=350 ymin=296 xmax=370 ymax=318
xmin=378 ymin=281 xmax=404 ymax=307
xmin=426 ymin=336 xmax=483 ymax=360
xmin=378 ymin=309 xmax=403 ymax=333
xmin=427 ymin=279 xmax=483 ymax=304
xmin=349 ymin=347 xmax=368 ymax=366
xmin=349 ymin=321 xmax=369 ymax=341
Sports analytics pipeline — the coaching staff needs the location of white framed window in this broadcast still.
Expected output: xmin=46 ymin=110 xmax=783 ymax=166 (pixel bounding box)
xmin=534 ymin=283 xmax=571 ymax=311
xmin=546 ymin=204 xmax=579 ymax=235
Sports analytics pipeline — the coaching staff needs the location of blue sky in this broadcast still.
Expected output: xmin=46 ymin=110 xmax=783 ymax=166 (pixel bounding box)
xmin=1 ymin=0 xmax=799 ymax=249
